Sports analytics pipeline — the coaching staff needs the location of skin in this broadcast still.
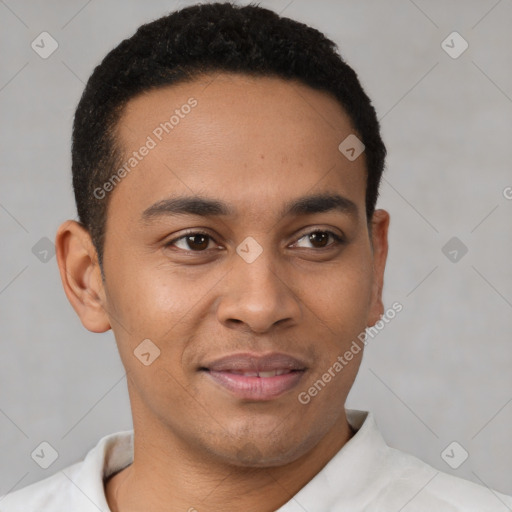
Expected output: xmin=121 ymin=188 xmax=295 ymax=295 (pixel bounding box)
xmin=56 ymin=73 xmax=389 ymax=512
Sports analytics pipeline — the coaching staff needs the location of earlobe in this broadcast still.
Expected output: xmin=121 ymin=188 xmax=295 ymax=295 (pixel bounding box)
xmin=367 ymin=209 xmax=390 ymax=327
xmin=55 ymin=220 xmax=111 ymax=333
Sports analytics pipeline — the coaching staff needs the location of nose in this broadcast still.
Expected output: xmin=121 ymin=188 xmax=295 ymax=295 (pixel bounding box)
xmin=216 ymin=248 xmax=302 ymax=334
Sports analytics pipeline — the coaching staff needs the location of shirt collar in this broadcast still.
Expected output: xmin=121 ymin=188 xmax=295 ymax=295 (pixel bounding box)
xmin=65 ymin=429 xmax=133 ymax=511
xmin=276 ymin=409 xmax=389 ymax=511
xmin=69 ymin=409 xmax=385 ymax=511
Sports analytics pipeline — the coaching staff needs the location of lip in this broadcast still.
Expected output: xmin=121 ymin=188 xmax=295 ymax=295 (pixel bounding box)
xmin=201 ymin=352 xmax=307 ymax=401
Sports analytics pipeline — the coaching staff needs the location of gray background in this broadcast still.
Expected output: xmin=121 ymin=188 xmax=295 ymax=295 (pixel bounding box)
xmin=1 ymin=0 xmax=511 ymax=501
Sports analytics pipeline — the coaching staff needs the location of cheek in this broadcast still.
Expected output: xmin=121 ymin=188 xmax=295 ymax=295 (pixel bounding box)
xmin=105 ymin=257 xmax=195 ymax=334
xmin=300 ymin=252 xmax=374 ymax=332
xmin=104 ymin=257 xmax=227 ymax=379
xmin=105 ymin=267 xmax=196 ymax=407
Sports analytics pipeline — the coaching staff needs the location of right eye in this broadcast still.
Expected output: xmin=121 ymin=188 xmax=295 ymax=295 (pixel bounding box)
xmin=165 ymin=231 xmax=220 ymax=252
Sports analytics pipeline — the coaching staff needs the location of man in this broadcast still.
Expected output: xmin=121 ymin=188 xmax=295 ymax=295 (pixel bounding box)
xmin=2 ymin=2 xmax=510 ymax=511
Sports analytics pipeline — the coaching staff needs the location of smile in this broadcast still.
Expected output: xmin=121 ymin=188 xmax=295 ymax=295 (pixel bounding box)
xmin=223 ymin=369 xmax=293 ymax=377
xmin=201 ymin=352 xmax=307 ymax=401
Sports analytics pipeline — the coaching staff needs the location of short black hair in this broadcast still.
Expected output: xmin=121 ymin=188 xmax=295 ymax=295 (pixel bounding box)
xmin=72 ymin=1 xmax=386 ymax=269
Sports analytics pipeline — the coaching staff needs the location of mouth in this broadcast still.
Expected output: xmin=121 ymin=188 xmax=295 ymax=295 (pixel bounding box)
xmin=200 ymin=352 xmax=307 ymax=401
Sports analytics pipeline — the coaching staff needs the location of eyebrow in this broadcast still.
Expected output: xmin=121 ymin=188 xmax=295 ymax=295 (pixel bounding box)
xmin=140 ymin=193 xmax=358 ymax=223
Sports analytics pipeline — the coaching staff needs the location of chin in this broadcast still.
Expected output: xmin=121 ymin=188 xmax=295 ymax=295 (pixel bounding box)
xmin=230 ymin=442 xmax=305 ymax=468
xmin=212 ymin=425 xmax=315 ymax=469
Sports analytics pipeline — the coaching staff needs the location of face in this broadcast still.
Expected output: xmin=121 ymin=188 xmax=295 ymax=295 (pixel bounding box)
xmin=59 ymin=73 xmax=388 ymax=468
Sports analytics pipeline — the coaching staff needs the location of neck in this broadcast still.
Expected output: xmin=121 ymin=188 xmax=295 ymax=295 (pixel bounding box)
xmin=105 ymin=414 xmax=354 ymax=512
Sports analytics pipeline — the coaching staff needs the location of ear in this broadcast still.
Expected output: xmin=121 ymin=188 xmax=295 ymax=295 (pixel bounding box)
xmin=367 ymin=209 xmax=390 ymax=327
xmin=55 ymin=220 xmax=111 ymax=333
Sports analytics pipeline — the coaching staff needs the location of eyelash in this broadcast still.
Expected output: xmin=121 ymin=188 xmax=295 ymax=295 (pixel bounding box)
xmin=164 ymin=229 xmax=345 ymax=253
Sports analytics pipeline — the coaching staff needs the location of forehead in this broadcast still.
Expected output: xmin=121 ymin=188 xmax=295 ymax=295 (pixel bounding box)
xmin=117 ymin=72 xmax=356 ymax=147
xmin=108 ymin=73 xmax=367 ymax=223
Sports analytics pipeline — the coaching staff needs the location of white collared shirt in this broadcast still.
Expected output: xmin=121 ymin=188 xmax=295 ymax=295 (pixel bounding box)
xmin=1 ymin=410 xmax=511 ymax=511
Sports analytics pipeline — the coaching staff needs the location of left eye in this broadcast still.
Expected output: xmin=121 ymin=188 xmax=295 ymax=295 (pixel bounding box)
xmin=293 ymin=230 xmax=343 ymax=249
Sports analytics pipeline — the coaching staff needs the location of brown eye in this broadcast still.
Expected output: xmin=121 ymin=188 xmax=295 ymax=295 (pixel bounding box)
xmin=167 ymin=232 xmax=215 ymax=251
xmin=294 ymin=230 xmax=343 ymax=249
xmin=309 ymin=232 xmax=330 ymax=248
xmin=185 ymin=234 xmax=209 ymax=250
